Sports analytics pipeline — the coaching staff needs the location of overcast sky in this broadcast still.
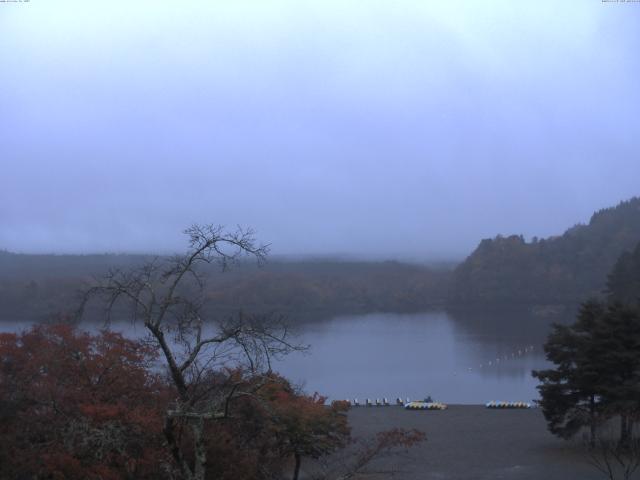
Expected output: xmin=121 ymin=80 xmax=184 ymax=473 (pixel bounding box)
xmin=1 ymin=1 xmax=639 ymax=260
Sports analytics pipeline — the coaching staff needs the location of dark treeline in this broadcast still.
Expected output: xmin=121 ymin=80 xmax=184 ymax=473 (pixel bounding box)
xmin=203 ymin=260 xmax=451 ymax=320
xmin=450 ymin=197 xmax=640 ymax=307
xmin=0 ymin=253 xmax=451 ymax=323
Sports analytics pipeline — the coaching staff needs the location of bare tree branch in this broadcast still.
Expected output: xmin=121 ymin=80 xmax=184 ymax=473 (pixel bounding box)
xmin=78 ymin=224 xmax=301 ymax=480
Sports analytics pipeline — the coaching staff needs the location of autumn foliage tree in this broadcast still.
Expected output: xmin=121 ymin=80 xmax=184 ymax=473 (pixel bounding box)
xmin=0 ymin=324 xmax=170 ymax=479
xmin=185 ymin=374 xmax=352 ymax=480
xmin=259 ymin=376 xmax=351 ymax=480
xmin=0 ymin=328 xmax=349 ymax=480
xmin=0 ymin=325 xmax=425 ymax=480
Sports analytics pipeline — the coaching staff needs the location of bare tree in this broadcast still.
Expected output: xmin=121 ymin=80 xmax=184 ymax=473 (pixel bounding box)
xmin=80 ymin=224 xmax=304 ymax=480
xmin=583 ymin=428 xmax=640 ymax=480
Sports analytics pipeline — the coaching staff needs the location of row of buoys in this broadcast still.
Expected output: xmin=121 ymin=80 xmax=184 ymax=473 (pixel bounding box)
xmin=450 ymin=345 xmax=538 ymax=376
xmin=405 ymin=401 xmax=448 ymax=410
xmin=478 ymin=345 xmax=536 ymax=370
xmin=486 ymin=401 xmax=532 ymax=409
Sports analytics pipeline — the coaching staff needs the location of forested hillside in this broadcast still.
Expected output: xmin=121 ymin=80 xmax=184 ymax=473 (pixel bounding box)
xmin=0 ymin=252 xmax=450 ymax=322
xmin=607 ymin=241 xmax=640 ymax=304
xmin=449 ymin=197 xmax=640 ymax=306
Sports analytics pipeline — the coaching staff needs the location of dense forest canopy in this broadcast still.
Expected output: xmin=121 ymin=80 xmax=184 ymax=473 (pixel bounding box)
xmin=607 ymin=241 xmax=640 ymax=305
xmin=449 ymin=197 xmax=640 ymax=306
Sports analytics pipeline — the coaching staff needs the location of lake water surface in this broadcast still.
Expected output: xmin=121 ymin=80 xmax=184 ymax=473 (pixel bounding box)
xmin=0 ymin=310 xmax=555 ymax=404
xmin=276 ymin=311 xmax=551 ymax=404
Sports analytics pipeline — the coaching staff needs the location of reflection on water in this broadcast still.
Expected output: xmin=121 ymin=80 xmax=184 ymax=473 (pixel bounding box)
xmin=274 ymin=310 xmax=561 ymax=404
xmin=0 ymin=309 xmax=569 ymax=404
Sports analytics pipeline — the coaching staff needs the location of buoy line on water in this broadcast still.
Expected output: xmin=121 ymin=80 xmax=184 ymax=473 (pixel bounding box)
xmin=451 ymin=344 xmax=537 ymax=376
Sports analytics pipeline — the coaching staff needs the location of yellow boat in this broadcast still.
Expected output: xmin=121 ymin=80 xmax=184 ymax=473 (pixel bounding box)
xmin=485 ymin=401 xmax=531 ymax=409
xmin=405 ymin=401 xmax=447 ymax=410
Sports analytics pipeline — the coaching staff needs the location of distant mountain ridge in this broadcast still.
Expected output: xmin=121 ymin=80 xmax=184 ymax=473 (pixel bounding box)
xmin=449 ymin=197 xmax=640 ymax=306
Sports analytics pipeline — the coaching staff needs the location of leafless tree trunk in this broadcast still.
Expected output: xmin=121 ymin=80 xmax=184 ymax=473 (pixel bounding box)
xmin=293 ymin=452 xmax=302 ymax=480
xmin=80 ymin=224 xmax=304 ymax=480
xmin=584 ymin=428 xmax=640 ymax=480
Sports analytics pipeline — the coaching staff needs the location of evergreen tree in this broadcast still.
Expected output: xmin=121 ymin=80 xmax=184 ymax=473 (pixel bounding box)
xmin=533 ymin=301 xmax=605 ymax=445
xmin=592 ymin=303 xmax=640 ymax=446
xmin=533 ymin=301 xmax=640 ymax=447
xmin=607 ymin=241 xmax=640 ymax=305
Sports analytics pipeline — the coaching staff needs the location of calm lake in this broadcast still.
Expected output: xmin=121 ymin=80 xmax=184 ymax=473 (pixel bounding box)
xmin=276 ymin=311 xmax=552 ymax=404
xmin=1 ymin=309 xmax=557 ymax=404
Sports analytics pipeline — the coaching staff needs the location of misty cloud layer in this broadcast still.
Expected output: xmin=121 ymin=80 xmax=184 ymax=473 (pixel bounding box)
xmin=1 ymin=1 xmax=639 ymax=259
